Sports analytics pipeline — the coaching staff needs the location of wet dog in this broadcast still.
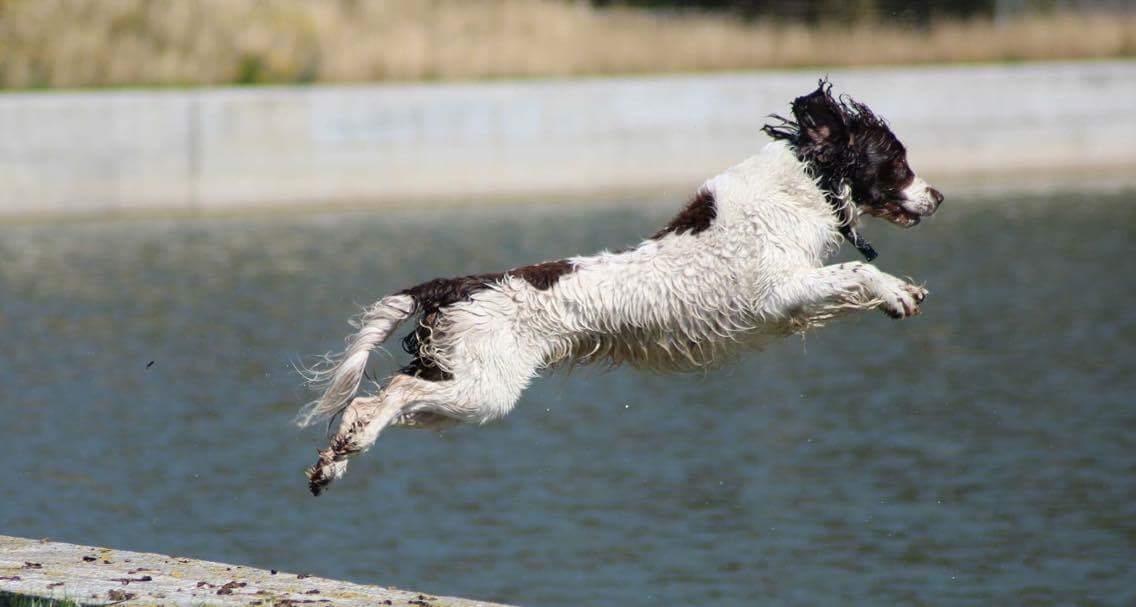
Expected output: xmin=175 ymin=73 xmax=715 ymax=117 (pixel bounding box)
xmin=299 ymin=80 xmax=943 ymax=495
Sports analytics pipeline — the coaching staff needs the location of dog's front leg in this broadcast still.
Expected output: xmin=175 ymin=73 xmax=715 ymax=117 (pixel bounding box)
xmin=776 ymin=262 xmax=927 ymax=321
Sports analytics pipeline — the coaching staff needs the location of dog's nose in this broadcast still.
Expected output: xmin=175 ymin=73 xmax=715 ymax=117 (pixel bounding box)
xmin=929 ymin=187 xmax=944 ymax=207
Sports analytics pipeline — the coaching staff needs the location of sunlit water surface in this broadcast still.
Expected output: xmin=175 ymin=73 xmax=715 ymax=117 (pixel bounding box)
xmin=2 ymin=191 xmax=1134 ymax=606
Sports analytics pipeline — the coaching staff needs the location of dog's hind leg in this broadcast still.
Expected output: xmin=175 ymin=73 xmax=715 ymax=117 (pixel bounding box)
xmin=305 ymin=374 xmax=461 ymax=495
xmin=306 ymin=314 xmax=540 ymax=495
xmin=305 ymin=394 xmax=383 ymax=496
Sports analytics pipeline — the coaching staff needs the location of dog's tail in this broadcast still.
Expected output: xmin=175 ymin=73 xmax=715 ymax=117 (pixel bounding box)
xmin=295 ymin=293 xmax=417 ymax=428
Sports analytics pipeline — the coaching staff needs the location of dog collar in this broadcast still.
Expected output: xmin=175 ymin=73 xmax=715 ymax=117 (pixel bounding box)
xmin=842 ymin=225 xmax=878 ymax=262
xmin=828 ymin=183 xmax=877 ymax=262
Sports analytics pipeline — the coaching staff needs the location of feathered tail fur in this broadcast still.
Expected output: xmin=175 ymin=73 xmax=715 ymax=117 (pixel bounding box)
xmin=296 ymin=293 xmax=417 ymax=428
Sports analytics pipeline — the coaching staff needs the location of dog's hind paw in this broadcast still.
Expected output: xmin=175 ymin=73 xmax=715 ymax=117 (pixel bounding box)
xmin=305 ymin=448 xmax=348 ymax=496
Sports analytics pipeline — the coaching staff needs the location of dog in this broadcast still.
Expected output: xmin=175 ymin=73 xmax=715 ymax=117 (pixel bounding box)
xmin=298 ymin=80 xmax=943 ymax=496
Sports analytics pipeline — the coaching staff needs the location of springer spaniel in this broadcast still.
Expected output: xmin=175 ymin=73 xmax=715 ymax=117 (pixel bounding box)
xmin=299 ymin=80 xmax=944 ymax=495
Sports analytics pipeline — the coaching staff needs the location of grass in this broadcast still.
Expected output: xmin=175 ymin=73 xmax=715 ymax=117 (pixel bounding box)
xmin=0 ymin=0 xmax=1133 ymax=89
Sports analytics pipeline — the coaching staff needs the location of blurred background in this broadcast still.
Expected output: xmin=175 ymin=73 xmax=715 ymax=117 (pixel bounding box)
xmin=2 ymin=1 xmax=1134 ymax=606
xmin=1 ymin=0 xmax=1133 ymax=87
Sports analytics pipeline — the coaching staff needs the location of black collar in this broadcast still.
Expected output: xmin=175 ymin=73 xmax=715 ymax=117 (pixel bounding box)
xmin=825 ymin=185 xmax=878 ymax=262
xmin=841 ymin=224 xmax=878 ymax=261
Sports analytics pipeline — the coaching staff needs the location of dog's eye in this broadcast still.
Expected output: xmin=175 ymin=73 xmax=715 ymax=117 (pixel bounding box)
xmin=888 ymin=163 xmax=912 ymax=185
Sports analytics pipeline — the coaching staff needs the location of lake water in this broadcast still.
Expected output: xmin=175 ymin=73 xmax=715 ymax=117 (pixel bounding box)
xmin=2 ymin=190 xmax=1134 ymax=606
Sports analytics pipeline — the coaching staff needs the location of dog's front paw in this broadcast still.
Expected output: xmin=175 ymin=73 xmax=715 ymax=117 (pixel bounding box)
xmin=878 ymin=280 xmax=927 ymax=319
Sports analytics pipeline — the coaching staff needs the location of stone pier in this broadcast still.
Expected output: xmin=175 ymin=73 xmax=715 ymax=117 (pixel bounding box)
xmin=0 ymin=535 xmax=511 ymax=607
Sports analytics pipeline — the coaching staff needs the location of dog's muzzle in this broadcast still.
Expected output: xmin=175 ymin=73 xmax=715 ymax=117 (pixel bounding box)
xmin=899 ymin=177 xmax=944 ymax=220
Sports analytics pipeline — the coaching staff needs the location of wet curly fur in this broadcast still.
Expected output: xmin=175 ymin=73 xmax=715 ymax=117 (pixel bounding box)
xmin=298 ymin=80 xmax=944 ymax=496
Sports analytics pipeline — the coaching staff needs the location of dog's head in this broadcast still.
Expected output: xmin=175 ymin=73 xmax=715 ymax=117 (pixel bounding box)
xmin=763 ymin=80 xmax=943 ymax=229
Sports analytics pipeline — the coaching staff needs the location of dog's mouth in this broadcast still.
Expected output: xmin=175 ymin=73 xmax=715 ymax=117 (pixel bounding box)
xmin=866 ymin=201 xmax=923 ymax=228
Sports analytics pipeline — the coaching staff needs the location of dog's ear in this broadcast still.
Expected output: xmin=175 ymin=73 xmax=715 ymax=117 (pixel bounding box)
xmin=791 ymin=82 xmax=849 ymax=157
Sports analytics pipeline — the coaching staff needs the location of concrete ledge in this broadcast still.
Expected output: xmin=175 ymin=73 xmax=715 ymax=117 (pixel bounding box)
xmin=0 ymin=535 xmax=511 ymax=607
xmin=1 ymin=61 xmax=1134 ymax=218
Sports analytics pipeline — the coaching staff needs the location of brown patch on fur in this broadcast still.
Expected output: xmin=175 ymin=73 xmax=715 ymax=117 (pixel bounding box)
xmin=398 ymin=259 xmax=576 ymax=381
xmin=510 ymin=259 xmax=575 ymax=289
xmin=652 ymin=189 xmax=717 ymax=239
xmin=399 ymin=259 xmax=575 ymax=315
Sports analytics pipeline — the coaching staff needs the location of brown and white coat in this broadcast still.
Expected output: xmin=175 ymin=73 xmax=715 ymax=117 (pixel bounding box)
xmin=298 ymin=82 xmax=944 ymax=495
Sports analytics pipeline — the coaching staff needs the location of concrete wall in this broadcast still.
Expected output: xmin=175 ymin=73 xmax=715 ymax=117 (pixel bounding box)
xmin=1 ymin=61 xmax=1133 ymax=217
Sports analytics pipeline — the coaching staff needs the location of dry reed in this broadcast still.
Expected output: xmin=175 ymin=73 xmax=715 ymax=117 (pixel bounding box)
xmin=1 ymin=0 xmax=1132 ymax=89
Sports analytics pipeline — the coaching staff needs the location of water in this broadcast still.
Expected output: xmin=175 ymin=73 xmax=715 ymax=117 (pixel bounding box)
xmin=2 ymin=191 xmax=1134 ymax=606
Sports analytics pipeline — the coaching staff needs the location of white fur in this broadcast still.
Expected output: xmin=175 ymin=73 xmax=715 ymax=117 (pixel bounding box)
xmin=297 ymin=294 xmax=416 ymax=427
xmin=900 ymin=176 xmax=940 ymax=216
xmin=302 ymin=141 xmax=928 ymax=490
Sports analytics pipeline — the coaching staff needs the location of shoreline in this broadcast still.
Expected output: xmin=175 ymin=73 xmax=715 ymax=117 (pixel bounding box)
xmin=2 ymin=61 xmax=1133 ymax=221
xmin=1 ymin=163 xmax=1132 ymax=227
